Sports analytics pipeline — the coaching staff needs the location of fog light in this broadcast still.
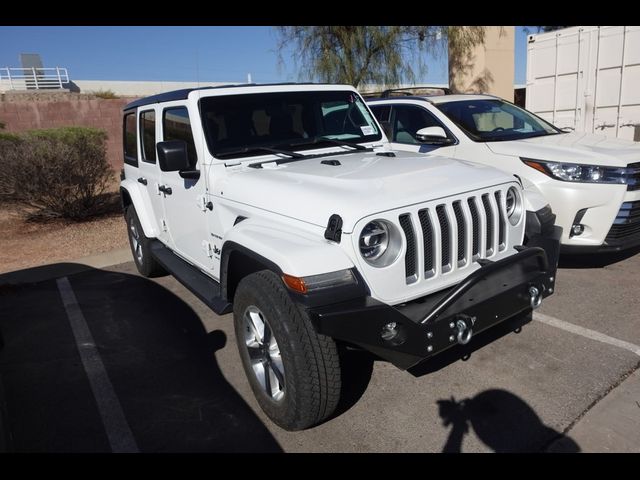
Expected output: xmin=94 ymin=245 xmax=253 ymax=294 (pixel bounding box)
xmin=381 ymin=322 xmax=399 ymax=341
xmin=571 ymin=224 xmax=584 ymax=237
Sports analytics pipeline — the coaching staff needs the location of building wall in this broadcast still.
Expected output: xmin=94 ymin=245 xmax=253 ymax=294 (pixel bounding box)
xmin=0 ymin=92 xmax=136 ymax=169
xmin=449 ymin=26 xmax=515 ymax=101
xmin=72 ymin=80 xmax=231 ymax=97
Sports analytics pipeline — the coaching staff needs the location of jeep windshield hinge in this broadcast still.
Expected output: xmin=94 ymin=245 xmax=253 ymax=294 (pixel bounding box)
xmin=324 ymin=214 xmax=343 ymax=243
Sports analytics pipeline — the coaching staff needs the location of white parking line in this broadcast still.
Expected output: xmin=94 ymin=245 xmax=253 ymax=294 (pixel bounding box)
xmin=56 ymin=276 xmax=139 ymax=453
xmin=534 ymin=312 xmax=640 ymax=357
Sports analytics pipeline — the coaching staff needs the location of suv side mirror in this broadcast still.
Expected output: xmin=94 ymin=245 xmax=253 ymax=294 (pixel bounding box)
xmin=416 ymin=126 xmax=451 ymax=145
xmin=157 ymin=140 xmax=191 ymax=172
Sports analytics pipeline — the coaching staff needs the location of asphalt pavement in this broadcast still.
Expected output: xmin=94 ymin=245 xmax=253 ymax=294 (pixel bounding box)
xmin=0 ymin=247 xmax=638 ymax=452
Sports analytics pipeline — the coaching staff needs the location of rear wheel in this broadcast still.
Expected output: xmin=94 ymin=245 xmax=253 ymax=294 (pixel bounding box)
xmin=125 ymin=206 xmax=166 ymax=277
xmin=233 ymin=270 xmax=341 ymax=431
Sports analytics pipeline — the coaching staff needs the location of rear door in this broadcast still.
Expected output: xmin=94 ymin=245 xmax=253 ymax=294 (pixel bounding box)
xmin=136 ymin=106 xmax=169 ymax=243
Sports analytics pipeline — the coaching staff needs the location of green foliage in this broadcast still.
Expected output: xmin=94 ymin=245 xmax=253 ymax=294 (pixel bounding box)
xmin=275 ymin=26 xmax=488 ymax=89
xmin=276 ymin=26 xmax=439 ymax=88
xmin=0 ymin=127 xmax=117 ymax=219
xmin=92 ymin=89 xmax=119 ymax=99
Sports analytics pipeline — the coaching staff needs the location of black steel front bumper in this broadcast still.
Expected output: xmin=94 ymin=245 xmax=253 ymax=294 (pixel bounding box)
xmin=308 ymin=222 xmax=562 ymax=371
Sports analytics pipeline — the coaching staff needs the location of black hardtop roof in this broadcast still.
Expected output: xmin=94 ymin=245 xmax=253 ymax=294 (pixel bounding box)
xmin=123 ymin=82 xmax=343 ymax=111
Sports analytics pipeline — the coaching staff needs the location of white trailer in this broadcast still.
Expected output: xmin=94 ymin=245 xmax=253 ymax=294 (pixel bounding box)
xmin=526 ymin=26 xmax=640 ymax=142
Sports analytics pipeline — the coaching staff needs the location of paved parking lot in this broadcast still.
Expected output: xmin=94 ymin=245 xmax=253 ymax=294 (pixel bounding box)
xmin=1 ymin=248 xmax=639 ymax=452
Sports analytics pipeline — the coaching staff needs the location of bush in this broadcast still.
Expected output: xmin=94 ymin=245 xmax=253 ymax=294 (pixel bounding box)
xmin=0 ymin=127 xmax=117 ymax=220
xmin=92 ymin=89 xmax=119 ymax=99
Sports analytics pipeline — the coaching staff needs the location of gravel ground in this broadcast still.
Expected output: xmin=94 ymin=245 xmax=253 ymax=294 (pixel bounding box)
xmin=0 ymin=206 xmax=128 ymax=274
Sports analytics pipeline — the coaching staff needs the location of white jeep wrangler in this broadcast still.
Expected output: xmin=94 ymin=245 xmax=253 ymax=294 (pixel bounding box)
xmin=119 ymin=83 xmax=561 ymax=431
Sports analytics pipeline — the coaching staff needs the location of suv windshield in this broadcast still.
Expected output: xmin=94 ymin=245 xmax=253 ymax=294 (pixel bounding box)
xmin=199 ymin=90 xmax=382 ymax=159
xmin=436 ymin=99 xmax=563 ymax=142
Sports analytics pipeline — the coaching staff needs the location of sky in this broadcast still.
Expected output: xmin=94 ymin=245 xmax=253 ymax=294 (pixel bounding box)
xmin=0 ymin=26 xmax=534 ymax=85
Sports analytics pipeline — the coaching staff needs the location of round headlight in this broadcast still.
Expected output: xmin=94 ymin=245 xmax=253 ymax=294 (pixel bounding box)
xmin=359 ymin=220 xmax=401 ymax=267
xmin=506 ymin=186 xmax=523 ymax=226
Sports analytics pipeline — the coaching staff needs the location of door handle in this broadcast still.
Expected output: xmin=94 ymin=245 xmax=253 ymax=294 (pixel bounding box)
xmin=137 ymin=177 xmax=148 ymax=185
xmin=158 ymin=185 xmax=172 ymax=195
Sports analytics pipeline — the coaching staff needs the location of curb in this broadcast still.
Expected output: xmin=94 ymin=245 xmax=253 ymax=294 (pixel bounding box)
xmin=548 ymin=366 xmax=640 ymax=452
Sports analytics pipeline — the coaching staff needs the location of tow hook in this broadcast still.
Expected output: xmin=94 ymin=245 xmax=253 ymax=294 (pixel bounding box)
xmin=455 ymin=315 xmax=475 ymax=345
xmin=529 ymin=285 xmax=542 ymax=310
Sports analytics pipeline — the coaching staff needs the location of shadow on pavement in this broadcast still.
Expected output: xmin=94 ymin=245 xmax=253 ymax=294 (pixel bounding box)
xmin=437 ymin=389 xmax=581 ymax=453
xmin=559 ymin=245 xmax=640 ymax=269
xmin=0 ymin=263 xmax=282 ymax=452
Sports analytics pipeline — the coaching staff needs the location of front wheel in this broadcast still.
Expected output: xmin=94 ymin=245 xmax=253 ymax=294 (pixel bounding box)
xmin=233 ymin=270 xmax=341 ymax=431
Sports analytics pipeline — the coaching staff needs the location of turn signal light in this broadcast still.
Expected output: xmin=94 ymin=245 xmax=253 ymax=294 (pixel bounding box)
xmin=282 ymin=274 xmax=307 ymax=294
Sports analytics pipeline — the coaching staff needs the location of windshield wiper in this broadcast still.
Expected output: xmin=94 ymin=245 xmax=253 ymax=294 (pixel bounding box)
xmin=216 ymin=146 xmax=305 ymax=159
xmin=289 ymin=137 xmax=368 ymax=151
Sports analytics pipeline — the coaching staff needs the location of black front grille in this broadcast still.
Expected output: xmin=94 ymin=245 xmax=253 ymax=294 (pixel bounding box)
xmin=606 ymin=201 xmax=640 ymax=241
xmin=481 ymin=194 xmax=494 ymax=254
xmin=436 ymin=205 xmax=451 ymax=267
xmin=494 ymin=191 xmax=505 ymax=248
xmin=453 ymin=201 xmax=466 ymax=262
xmin=418 ymin=209 xmax=434 ymax=272
xmin=399 ymin=214 xmax=416 ymax=280
xmin=468 ymin=197 xmax=480 ymax=258
xmin=628 ymin=162 xmax=640 ymax=191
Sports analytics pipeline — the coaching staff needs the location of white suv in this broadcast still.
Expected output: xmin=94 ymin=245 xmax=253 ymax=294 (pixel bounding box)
xmin=120 ymin=83 xmax=560 ymax=430
xmin=367 ymin=91 xmax=640 ymax=253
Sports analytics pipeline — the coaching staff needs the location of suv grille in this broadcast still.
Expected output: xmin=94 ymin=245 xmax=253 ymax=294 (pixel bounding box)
xmin=605 ymin=201 xmax=640 ymax=241
xmin=628 ymin=162 xmax=640 ymax=191
xmin=399 ymin=189 xmax=509 ymax=285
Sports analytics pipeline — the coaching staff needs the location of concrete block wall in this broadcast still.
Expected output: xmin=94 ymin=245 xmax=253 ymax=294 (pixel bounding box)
xmin=0 ymin=92 xmax=139 ymax=169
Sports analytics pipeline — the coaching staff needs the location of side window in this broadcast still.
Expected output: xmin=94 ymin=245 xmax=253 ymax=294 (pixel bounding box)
xmin=393 ymin=105 xmax=449 ymax=144
xmin=139 ymin=110 xmax=156 ymax=163
xmin=123 ymin=112 xmax=137 ymax=165
xmin=369 ymin=105 xmax=392 ymax=139
xmin=370 ymin=105 xmax=391 ymax=123
xmin=163 ymin=107 xmax=197 ymax=166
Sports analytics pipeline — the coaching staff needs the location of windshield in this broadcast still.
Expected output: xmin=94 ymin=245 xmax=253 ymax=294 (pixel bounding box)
xmin=436 ymin=99 xmax=562 ymax=142
xmin=199 ymin=90 xmax=382 ymax=159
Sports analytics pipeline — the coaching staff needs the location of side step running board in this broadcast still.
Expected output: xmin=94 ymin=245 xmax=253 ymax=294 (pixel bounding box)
xmin=150 ymin=241 xmax=232 ymax=315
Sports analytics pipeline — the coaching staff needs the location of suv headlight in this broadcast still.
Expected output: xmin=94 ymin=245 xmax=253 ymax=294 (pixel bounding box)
xmin=522 ymin=158 xmax=631 ymax=185
xmin=506 ymin=186 xmax=523 ymax=226
xmin=359 ymin=220 xmax=402 ymax=267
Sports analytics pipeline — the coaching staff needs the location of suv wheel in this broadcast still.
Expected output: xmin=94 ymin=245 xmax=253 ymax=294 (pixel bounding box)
xmin=125 ymin=206 xmax=166 ymax=277
xmin=233 ymin=270 xmax=341 ymax=431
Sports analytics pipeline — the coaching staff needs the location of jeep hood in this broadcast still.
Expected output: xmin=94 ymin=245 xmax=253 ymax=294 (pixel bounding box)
xmin=218 ymin=150 xmax=515 ymax=233
xmin=486 ymin=132 xmax=640 ymax=167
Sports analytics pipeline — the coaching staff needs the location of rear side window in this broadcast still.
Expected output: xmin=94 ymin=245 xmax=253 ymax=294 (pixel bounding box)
xmin=140 ymin=110 xmax=156 ymax=163
xmin=123 ymin=112 xmax=137 ymax=164
xmin=370 ymin=105 xmax=391 ymax=123
xmin=163 ymin=107 xmax=197 ymax=166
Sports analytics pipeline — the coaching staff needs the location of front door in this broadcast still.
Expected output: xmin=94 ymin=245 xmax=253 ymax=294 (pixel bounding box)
xmin=158 ymin=103 xmax=215 ymax=273
xmin=370 ymin=104 xmax=457 ymax=157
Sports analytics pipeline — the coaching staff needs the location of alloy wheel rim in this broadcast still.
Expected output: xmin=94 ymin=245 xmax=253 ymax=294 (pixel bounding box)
xmin=129 ymin=219 xmax=143 ymax=263
xmin=242 ymin=305 xmax=285 ymax=401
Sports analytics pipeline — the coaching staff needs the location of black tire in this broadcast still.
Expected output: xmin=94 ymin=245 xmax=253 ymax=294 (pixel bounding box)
xmin=233 ymin=270 xmax=341 ymax=431
xmin=125 ymin=206 xmax=166 ymax=278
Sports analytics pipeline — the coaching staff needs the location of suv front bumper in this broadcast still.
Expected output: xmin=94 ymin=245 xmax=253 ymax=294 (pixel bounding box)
xmin=308 ymin=223 xmax=561 ymax=370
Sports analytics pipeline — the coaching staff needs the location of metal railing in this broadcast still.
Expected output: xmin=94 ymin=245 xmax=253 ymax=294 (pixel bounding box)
xmin=0 ymin=67 xmax=69 ymax=90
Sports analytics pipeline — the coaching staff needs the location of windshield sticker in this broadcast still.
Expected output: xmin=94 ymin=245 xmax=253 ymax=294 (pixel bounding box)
xmin=361 ymin=126 xmax=375 ymax=135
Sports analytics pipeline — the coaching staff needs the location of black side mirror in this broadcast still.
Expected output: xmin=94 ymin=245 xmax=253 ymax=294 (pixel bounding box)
xmin=157 ymin=140 xmax=191 ymax=172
